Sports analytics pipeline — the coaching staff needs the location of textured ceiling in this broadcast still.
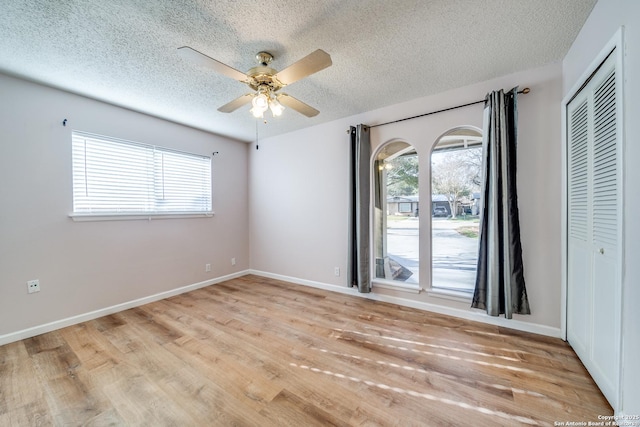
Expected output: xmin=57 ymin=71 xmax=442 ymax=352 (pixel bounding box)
xmin=0 ymin=0 xmax=596 ymax=142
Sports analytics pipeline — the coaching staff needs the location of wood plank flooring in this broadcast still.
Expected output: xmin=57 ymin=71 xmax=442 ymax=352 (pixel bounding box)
xmin=0 ymin=275 xmax=612 ymax=426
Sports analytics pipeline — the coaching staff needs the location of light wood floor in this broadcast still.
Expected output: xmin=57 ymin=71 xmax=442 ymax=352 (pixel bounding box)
xmin=1 ymin=275 xmax=611 ymax=426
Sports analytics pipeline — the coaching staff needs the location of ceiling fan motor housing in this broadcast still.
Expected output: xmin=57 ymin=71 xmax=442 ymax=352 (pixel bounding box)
xmin=247 ymin=67 xmax=283 ymax=92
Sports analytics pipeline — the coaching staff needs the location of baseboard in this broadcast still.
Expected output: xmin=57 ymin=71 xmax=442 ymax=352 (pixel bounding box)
xmin=0 ymin=270 xmax=250 ymax=346
xmin=249 ymin=269 xmax=360 ymax=296
xmin=249 ymin=269 xmax=562 ymax=338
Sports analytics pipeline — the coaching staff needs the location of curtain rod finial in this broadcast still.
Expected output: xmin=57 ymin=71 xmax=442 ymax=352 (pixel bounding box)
xmin=522 ymin=87 xmax=530 ymax=94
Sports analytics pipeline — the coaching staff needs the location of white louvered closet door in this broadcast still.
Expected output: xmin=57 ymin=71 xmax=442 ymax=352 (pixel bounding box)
xmin=567 ymin=50 xmax=621 ymax=408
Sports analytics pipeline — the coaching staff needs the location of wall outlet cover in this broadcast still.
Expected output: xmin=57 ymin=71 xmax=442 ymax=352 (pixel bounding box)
xmin=27 ymin=279 xmax=40 ymax=294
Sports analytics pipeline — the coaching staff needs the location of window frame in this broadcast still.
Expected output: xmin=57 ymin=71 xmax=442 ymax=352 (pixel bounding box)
xmin=428 ymin=127 xmax=483 ymax=299
xmin=69 ymin=131 xmax=213 ymax=222
xmin=370 ymin=140 xmax=421 ymax=293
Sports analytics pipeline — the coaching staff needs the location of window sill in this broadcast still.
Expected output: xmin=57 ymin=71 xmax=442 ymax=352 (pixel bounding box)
xmin=69 ymin=212 xmax=214 ymax=222
xmin=372 ymin=279 xmax=421 ymax=294
xmin=426 ymin=288 xmax=473 ymax=303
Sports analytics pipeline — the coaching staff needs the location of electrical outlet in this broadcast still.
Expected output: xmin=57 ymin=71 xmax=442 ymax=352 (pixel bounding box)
xmin=205 ymin=263 xmax=211 ymax=272
xmin=27 ymin=279 xmax=40 ymax=294
xmin=231 ymin=258 xmax=236 ymax=266
xmin=334 ymin=267 xmax=340 ymax=277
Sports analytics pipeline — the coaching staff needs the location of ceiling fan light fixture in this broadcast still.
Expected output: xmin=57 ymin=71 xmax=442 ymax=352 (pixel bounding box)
xmin=269 ymin=98 xmax=285 ymax=117
xmin=250 ymin=106 xmax=264 ymax=118
xmin=252 ymin=92 xmax=269 ymax=109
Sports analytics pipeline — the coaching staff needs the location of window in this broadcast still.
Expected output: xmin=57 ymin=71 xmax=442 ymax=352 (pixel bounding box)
xmin=71 ymin=131 xmax=212 ymax=217
xmin=373 ymin=141 xmax=419 ymax=286
xmin=398 ymin=202 xmax=412 ymax=213
xmin=430 ymin=128 xmax=482 ymax=294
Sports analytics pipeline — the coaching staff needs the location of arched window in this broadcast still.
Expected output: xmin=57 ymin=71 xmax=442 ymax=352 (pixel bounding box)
xmin=430 ymin=127 xmax=482 ymax=294
xmin=373 ymin=141 xmax=419 ymax=286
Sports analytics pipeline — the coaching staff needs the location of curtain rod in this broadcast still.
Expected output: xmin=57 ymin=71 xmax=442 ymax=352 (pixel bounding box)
xmin=369 ymin=87 xmax=530 ymax=128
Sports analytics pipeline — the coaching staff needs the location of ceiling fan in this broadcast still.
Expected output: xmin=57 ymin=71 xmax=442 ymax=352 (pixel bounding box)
xmin=177 ymin=47 xmax=332 ymax=118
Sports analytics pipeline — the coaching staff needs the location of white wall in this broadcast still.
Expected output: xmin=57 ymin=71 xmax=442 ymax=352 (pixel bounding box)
xmin=0 ymin=74 xmax=250 ymax=340
xmin=562 ymin=0 xmax=640 ymax=415
xmin=250 ymin=62 xmax=563 ymax=336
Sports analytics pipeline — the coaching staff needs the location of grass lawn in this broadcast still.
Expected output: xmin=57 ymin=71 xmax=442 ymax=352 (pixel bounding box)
xmin=456 ymin=226 xmax=479 ymax=238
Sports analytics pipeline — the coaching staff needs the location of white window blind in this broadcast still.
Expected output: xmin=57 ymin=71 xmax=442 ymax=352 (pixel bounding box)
xmin=72 ymin=131 xmax=212 ymax=215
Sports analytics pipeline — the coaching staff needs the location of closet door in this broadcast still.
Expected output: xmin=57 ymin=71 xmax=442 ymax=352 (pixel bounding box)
xmin=567 ymin=94 xmax=590 ymax=359
xmin=567 ymin=50 xmax=621 ymax=408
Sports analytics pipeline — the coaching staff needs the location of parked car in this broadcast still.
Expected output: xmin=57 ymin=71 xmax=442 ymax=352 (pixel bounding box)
xmin=432 ymin=206 xmax=448 ymax=217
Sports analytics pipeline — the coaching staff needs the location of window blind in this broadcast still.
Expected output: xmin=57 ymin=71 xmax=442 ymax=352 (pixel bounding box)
xmin=72 ymin=131 xmax=212 ymax=215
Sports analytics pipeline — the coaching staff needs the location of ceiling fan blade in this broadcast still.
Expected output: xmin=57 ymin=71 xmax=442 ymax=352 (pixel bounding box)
xmin=177 ymin=46 xmax=248 ymax=82
xmin=275 ymin=49 xmax=332 ymax=86
xmin=218 ymin=93 xmax=254 ymax=113
xmin=277 ymin=94 xmax=320 ymax=117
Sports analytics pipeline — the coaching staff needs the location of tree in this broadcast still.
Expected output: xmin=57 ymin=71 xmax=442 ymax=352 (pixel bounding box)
xmin=386 ymin=155 xmax=418 ymax=196
xmin=431 ymin=148 xmax=481 ymax=218
xmin=461 ymin=147 xmax=483 ymax=187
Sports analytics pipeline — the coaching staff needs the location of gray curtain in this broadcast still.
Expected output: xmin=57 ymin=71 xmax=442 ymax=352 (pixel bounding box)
xmin=348 ymin=124 xmax=371 ymax=293
xmin=471 ymin=88 xmax=530 ymax=318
